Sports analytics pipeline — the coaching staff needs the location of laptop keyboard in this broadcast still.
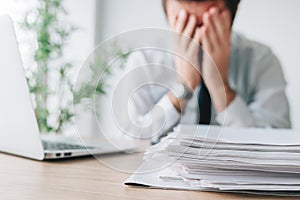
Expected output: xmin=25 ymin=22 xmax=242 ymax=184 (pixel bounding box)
xmin=42 ymin=141 xmax=95 ymax=151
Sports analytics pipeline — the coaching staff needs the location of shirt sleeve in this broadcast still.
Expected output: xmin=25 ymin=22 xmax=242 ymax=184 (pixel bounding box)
xmin=216 ymin=48 xmax=291 ymax=129
xmin=121 ymin=51 xmax=181 ymax=140
xmin=150 ymin=94 xmax=181 ymax=143
xmin=216 ymin=96 xmax=256 ymax=127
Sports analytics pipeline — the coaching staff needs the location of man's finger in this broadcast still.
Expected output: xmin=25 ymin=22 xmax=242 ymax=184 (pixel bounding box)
xmin=221 ymin=10 xmax=232 ymax=38
xmin=188 ymin=27 xmax=204 ymax=55
xmin=183 ymin=15 xmax=197 ymax=38
xmin=202 ymin=26 xmax=213 ymax=53
xmin=193 ymin=27 xmax=204 ymax=45
xmin=175 ymin=10 xmax=188 ymax=33
xmin=203 ymin=12 xmax=218 ymax=52
xmin=210 ymin=8 xmax=228 ymax=40
xmin=207 ymin=8 xmax=224 ymax=45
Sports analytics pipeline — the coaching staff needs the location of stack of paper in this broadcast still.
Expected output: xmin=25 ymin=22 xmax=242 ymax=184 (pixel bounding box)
xmin=125 ymin=125 xmax=300 ymax=196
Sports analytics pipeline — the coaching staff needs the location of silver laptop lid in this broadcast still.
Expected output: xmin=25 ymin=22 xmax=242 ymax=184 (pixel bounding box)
xmin=0 ymin=15 xmax=44 ymax=160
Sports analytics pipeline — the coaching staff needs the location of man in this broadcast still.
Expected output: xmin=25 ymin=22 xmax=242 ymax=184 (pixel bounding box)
xmin=121 ymin=0 xmax=290 ymax=143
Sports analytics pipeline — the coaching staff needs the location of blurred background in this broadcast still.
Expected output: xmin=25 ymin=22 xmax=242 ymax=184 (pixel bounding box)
xmin=1 ymin=0 xmax=299 ymax=132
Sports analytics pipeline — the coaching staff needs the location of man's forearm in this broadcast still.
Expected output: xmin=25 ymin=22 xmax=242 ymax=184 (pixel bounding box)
xmin=210 ymin=84 xmax=236 ymax=113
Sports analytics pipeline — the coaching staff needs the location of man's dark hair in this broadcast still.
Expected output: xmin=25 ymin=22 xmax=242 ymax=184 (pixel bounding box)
xmin=162 ymin=0 xmax=241 ymax=22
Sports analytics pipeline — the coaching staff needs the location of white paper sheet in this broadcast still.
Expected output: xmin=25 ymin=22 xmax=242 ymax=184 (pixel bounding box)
xmin=125 ymin=125 xmax=300 ymax=195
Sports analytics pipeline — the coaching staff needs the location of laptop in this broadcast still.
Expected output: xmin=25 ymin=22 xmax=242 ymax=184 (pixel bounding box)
xmin=0 ymin=15 xmax=135 ymax=160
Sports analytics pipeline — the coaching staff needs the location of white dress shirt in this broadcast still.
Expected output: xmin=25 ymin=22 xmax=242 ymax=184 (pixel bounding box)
xmin=119 ymin=32 xmax=291 ymax=141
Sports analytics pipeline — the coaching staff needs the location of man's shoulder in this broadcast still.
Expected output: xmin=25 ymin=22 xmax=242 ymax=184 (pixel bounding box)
xmin=232 ymin=32 xmax=272 ymax=57
xmin=230 ymin=32 xmax=284 ymax=88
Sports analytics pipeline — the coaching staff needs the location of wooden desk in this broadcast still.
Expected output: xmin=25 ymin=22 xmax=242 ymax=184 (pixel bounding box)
xmin=0 ymin=152 xmax=297 ymax=200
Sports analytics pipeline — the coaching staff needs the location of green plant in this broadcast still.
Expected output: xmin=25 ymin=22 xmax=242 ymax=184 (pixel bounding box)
xmin=23 ymin=0 xmax=75 ymax=134
xmin=22 ymin=0 xmax=130 ymax=134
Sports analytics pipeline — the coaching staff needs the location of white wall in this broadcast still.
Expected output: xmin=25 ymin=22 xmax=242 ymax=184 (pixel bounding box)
xmin=96 ymin=0 xmax=300 ymax=129
xmin=95 ymin=0 xmax=167 ymax=44
xmin=63 ymin=0 xmax=97 ymax=66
